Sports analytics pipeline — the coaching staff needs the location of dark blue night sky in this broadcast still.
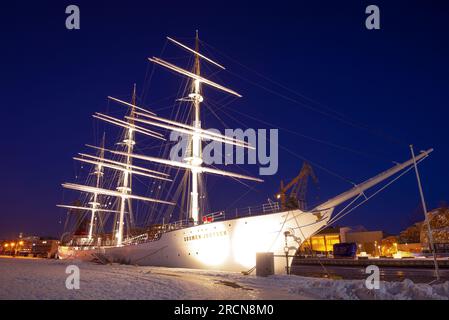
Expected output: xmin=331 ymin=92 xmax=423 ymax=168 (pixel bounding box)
xmin=1 ymin=1 xmax=448 ymax=238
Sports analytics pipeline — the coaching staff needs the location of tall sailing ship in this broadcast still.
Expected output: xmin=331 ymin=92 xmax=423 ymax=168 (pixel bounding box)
xmin=57 ymin=33 xmax=432 ymax=273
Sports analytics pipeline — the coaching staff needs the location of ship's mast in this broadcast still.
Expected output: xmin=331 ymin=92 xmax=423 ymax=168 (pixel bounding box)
xmin=116 ymin=85 xmax=137 ymax=246
xmin=88 ymin=134 xmax=105 ymax=240
xmin=144 ymin=34 xmax=260 ymax=223
xmin=61 ymin=35 xmax=264 ymax=240
xmin=188 ymin=31 xmax=203 ymax=225
xmin=60 ymin=91 xmax=175 ymax=237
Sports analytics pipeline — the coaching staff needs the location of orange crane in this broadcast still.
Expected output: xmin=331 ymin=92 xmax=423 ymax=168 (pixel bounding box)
xmin=276 ymin=162 xmax=319 ymax=210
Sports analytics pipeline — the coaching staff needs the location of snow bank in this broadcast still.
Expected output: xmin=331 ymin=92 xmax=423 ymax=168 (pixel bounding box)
xmin=0 ymin=257 xmax=448 ymax=300
xmin=286 ymin=276 xmax=449 ymax=300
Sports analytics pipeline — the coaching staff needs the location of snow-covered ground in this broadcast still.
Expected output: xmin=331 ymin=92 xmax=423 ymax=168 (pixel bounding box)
xmin=0 ymin=257 xmax=448 ymax=300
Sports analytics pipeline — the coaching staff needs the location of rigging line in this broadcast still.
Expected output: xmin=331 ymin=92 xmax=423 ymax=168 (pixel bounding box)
xmin=209 ymin=97 xmax=239 ymax=117
xmin=149 ymin=56 xmax=195 ymax=219
xmin=202 ymin=100 xmax=234 ymax=129
xmin=218 ymin=105 xmax=357 ymax=186
xmin=152 ymin=104 xmax=184 ymax=112
xmin=200 ymin=58 xmax=225 ymax=82
xmin=193 ymin=105 xmax=264 ymax=192
xmin=149 ymin=97 xmax=189 ymax=217
xmin=229 ymin=68 xmax=395 ymax=141
xmin=325 ymin=199 xmax=367 ymax=230
xmin=206 ymin=161 xmax=256 ymax=190
xmin=164 ymin=172 xmax=190 ymax=223
xmin=224 ymin=187 xmax=256 ymax=213
xmin=203 ymin=135 xmax=262 ymax=188
xmin=200 ymin=39 xmax=406 ymax=146
xmin=142 ymin=69 xmax=187 ymax=219
xmin=134 ymin=141 xmax=175 ymax=153
xmin=326 ymin=157 xmax=426 ymax=227
xmin=326 ymin=193 xmax=364 ymax=226
xmin=160 ymin=171 xmax=186 ymax=223
xmin=205 ymin=96 xmax=388 ymax=167
xmin=159 ymin=55 xmax=192 ymax=60
xmin=200 ymin=39 xmax=359 ymax=121
xmin=207 ymin=98 xmax=394 ymax=175
xmin=155 ymin=56 xmax=192 ymax=171
xmin=226 ymin=107 xmax=395 ymax=163
xmin=132 ymin=174 xmax=155 ymax=224
xmin=195 ymin=64 xmax=239 ymax=114
xmin=150 ymin=98 xmax=182 ymax=112
xmin=281 ymin=146 xmax=356 ymax=186
xmin=141 ymin=40 xmax=168 ymax=104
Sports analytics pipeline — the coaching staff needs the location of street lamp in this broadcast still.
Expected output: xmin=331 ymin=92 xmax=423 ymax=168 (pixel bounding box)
xmin=10 ymin=243 xmax=16 ymax=256
xmin=17 ymin=241 xmax=24 ymax=256
xmin=284 ymin=231 xmax=291 ymax=275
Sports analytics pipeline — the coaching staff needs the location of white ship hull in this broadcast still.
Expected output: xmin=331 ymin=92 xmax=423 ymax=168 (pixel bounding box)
xmin=58 ymin=208 xmax=333 ymax=274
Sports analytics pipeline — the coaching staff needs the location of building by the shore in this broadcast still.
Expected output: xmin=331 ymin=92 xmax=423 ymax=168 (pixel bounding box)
xmin=382 ymin=206 xmax=449 ymax=256
xmin=298 ymin=226 xmax=383 ymax=256
xmin=298 ymin=206 xmax=449 ymax=257
xmin=0 ymin=234 xmax=59 ymax=258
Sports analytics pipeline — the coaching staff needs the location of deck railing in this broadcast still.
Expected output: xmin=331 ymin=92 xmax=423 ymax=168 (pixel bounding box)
xmin=64 ymin=202 xmax=282 ymax=248
xmin=121 ymin=233 xmax=149 ymax=246
xmin=206 ymin=201 xmax=281 ymax=220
